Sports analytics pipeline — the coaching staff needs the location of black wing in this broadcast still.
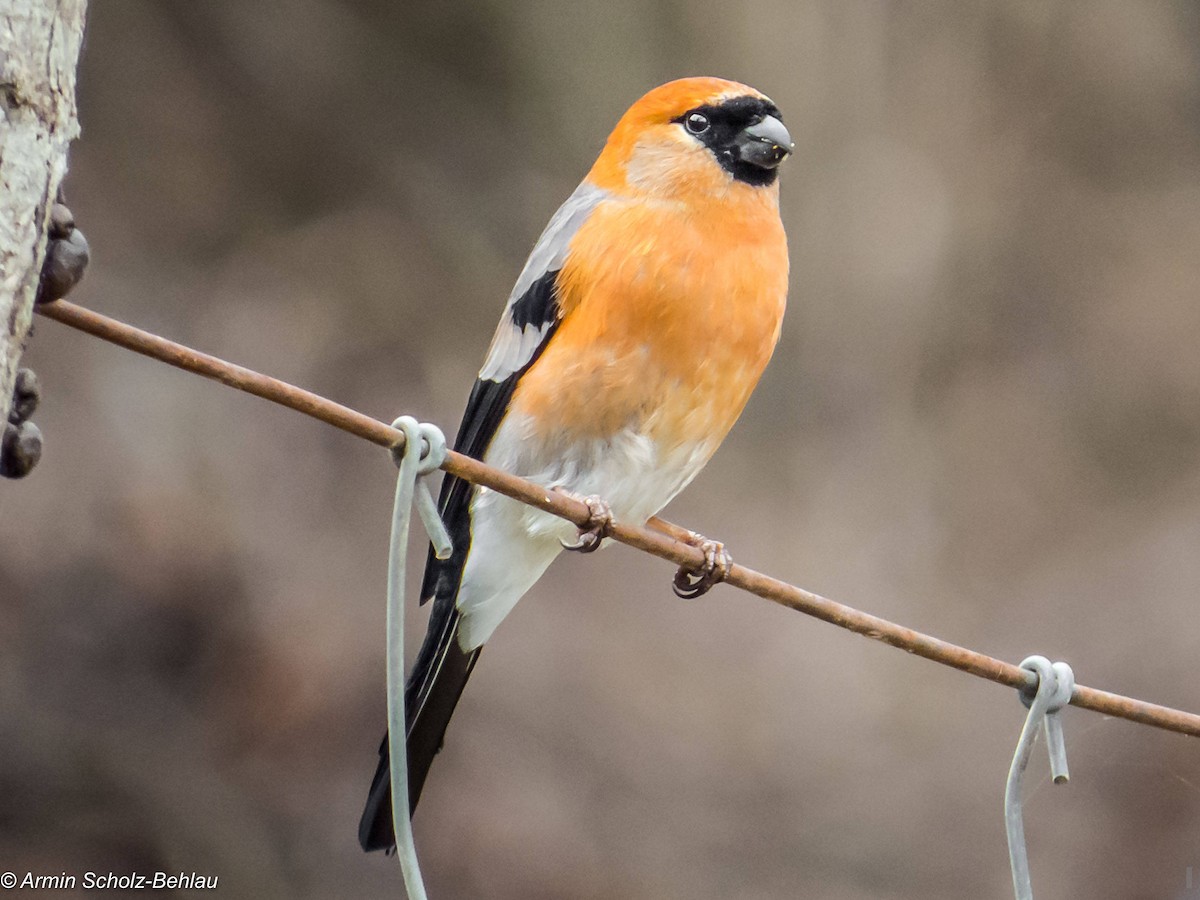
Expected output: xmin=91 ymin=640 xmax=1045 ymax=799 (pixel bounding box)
xmin=358 ymin=270 xmax=561 ymax=850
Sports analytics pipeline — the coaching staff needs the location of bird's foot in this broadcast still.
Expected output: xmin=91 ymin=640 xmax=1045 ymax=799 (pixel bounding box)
xmin=36 ymin=198 xmax=89 ymax=305
xmin=672 ymin=531 xmax=732 ymax=599
xmin=554 ymin=489 xmax=613 ymax=553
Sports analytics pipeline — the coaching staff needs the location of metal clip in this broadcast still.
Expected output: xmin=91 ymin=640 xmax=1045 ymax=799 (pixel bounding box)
xmin=385 ymin=416 xmax=452 ymax=900
xmin=1005 ymin=655 xmax=1075 ymax=900
xmin=389 ymin=416 xmax=452 ymax=561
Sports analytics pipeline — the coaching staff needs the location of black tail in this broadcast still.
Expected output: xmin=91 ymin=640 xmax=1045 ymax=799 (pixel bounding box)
xmin=357 ymin=605 xmax=480 ymax=850
xmin=358 ymin=425 xmax=483 ymax=852
xmin=359 ymin=371 xmax=527 ymax=851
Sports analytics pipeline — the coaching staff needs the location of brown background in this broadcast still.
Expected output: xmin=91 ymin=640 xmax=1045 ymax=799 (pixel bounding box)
xmin=3 ymin=2 xmax=1200 ymax=898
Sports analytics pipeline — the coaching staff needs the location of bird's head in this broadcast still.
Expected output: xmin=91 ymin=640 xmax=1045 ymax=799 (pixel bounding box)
xmin=587 ymin=77 xmax=793 ymax=199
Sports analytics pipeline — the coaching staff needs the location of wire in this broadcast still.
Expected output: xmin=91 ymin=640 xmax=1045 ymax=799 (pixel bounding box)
xmin=385 ymin=416 xmax=451 ymax=900
xmin=34 ymin=298 xmax=1200 ymax=739
xmin=1006 ymin=657 xmax=1074 ymax=900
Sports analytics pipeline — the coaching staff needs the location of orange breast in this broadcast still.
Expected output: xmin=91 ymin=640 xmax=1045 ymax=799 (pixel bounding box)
xmin=509 ymin=186 xmax=788 ymax=455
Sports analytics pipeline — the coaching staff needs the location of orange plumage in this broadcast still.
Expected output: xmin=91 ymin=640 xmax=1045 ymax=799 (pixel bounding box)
xmin=518 ymin=177 xmax=788 ymax=447
xmin=360 ymin=77 xmax=792 ymax=852
xmin=516 ymin=77 xmax=789 ymax=474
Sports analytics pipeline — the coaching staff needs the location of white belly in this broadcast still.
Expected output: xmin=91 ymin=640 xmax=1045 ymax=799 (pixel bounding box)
xmin=454 ymin=412 xmax=716 ymax=650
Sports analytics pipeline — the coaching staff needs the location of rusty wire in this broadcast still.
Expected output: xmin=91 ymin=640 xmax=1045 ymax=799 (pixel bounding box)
xmin=34 ymin=298 xmax=1200 ymax=739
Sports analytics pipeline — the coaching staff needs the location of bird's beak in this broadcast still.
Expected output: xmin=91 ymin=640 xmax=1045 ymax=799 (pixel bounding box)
xmin=735 ymin=115 xmax=793 ymax=169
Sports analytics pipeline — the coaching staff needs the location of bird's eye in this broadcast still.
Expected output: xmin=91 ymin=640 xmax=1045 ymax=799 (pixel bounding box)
xmin=684 ymin=112 xmax=710 ymax=135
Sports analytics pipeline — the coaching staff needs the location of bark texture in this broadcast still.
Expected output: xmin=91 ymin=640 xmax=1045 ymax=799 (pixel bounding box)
xmin=0 ymin=1 xmax=87 ymax=426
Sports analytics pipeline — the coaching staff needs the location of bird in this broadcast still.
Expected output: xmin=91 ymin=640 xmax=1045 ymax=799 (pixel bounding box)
xmin=359 ymin=76 xmax=792 ymax=852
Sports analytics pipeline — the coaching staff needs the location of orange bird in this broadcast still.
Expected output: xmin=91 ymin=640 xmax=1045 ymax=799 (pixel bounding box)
xmin=360 ymin=76 xmax=792 ymax=851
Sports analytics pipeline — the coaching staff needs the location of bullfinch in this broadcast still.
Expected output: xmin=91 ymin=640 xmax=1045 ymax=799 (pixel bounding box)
xmin=360 ymin=76 xmax=792 ymax=851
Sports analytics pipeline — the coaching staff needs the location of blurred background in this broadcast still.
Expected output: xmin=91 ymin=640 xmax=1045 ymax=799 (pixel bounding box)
xmin=3 ymin=1 xmax=1200 ymax=897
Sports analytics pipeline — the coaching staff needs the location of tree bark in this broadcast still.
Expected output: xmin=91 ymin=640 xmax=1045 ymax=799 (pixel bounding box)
xmin=0 ymin=0 xmax=87 ymax=427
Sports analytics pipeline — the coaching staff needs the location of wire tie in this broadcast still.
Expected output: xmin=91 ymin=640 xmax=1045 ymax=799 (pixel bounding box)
xmin=389 ymin=417 xmax=452 ymax=560
xmin=384 ymin=416 xmax=452 ymax=900
xmin=1005 ymin=655 xmax=1075 ymax=900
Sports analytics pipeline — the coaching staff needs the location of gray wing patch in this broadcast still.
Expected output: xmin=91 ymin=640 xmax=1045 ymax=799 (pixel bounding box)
xmin=478 ymin=181 xmax=608 ymax=382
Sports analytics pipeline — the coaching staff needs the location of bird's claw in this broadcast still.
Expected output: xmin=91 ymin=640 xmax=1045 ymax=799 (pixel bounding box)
xmin=555 ymin=490 xmax=613 ymax=553
xmin=672 ymin=531 xmax=732 ymax=599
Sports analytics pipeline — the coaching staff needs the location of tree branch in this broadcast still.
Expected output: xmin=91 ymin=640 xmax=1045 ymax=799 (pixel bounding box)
xmin=36 ymin=298 xmax=1200 ymax=740
xmin=0 ymin=0 xmax=88 ymax=427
